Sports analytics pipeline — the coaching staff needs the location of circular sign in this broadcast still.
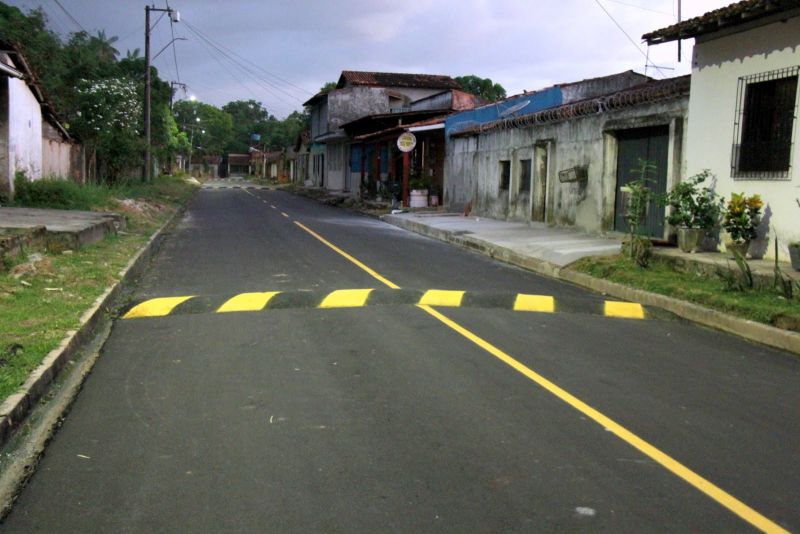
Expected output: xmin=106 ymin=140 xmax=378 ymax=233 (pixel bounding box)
xmin=397 ymin=132 xmax=417 ymax=153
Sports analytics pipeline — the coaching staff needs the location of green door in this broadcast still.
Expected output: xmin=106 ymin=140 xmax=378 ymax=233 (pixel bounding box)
xmin=614 ymin=126 xmax=669 ymax=238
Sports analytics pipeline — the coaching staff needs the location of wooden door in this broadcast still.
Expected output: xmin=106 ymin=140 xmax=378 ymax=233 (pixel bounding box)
xmin=614 ymin=126 xmax=669 ymax=237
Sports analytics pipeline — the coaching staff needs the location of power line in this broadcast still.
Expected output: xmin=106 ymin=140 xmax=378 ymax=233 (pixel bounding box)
xmin=51 ymin=0 xmax=87 ymax=32
xmin=593 ymin=0 xmax=669 ymax=78
xmin=602 ymin=0 xmax=674 ymax=18
xmin=166 ymin=1 xmax=181 ymax=84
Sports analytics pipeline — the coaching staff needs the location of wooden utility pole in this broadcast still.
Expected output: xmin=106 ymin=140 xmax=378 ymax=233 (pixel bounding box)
xmin=144 ymin=5 xmax=151 ymax=181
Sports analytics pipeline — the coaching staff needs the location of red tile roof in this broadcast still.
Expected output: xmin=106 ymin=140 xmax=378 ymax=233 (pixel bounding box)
xmin=337 ymin=71 xmax=460 ymax=90
xmin=643 ymin=0 xmax=800 ymax=44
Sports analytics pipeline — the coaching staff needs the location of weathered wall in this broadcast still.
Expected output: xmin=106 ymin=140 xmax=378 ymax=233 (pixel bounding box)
xmin=41 ymin=122 xmax=73 ymax=178
xmin=687 ymin=15 xmax=800 ymax=255
xmin=328 ymin=87 xmax=389 ymax=130
xmin=0 ymin=77 xmax=9 ymax=197
xmin=8 ymin=76 xmax=42 ymax=184
xmin=445 ymin=96 xmax=688 ymax=234
xmin=560 ymin=71 xmax=650 ymax=103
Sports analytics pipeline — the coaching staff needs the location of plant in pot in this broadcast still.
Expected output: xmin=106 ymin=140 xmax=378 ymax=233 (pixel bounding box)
xmin=662 ymin=170 xmax=723 ymax=253
xmin=408 ymin=173 xmax=429 ymax=208
xmin=721 ymin=192 xmax=762 ymax=258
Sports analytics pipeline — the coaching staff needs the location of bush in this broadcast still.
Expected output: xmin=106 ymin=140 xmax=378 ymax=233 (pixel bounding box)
xmin=11 ymin=175 xmax=113 ymax=211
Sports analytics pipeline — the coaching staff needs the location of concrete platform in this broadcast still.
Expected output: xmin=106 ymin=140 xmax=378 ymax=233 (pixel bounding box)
xmin=0 ymin=208 xmax=125 ymax=252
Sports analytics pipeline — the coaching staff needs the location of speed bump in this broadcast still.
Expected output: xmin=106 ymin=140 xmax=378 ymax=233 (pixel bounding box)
xmin=122 ymin=288 xmax=647 ymax=321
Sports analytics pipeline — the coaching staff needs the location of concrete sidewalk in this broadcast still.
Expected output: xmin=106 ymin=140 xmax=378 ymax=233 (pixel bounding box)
xmin=382 ymin=211 xmax=800 ymax=282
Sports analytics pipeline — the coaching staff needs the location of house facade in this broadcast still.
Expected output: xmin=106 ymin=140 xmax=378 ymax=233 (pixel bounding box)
xmin=445 ymin=72 xmax=689 ymax=238
xmin=644 ymin=0 xmax=800 ymax=256
xmin=0 ymin=42 xmax=78 ymax=198
xmin=304 ymin=71 xmax=461 ymax=193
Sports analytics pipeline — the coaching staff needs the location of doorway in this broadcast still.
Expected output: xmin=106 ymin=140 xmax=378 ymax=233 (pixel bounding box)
xmin=613 ymin=126 xmax=669 ymax=237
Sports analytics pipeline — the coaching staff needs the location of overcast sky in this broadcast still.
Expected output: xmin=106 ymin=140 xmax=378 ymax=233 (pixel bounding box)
xmin=7 ymin=0 xmax=732 ymax=118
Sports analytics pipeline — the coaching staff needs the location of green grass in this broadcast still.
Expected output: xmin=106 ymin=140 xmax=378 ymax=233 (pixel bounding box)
xmin=0 ymin=176 xmax=197 ymax=402
xmin=570 ymin=255 xmax=800 ymax=329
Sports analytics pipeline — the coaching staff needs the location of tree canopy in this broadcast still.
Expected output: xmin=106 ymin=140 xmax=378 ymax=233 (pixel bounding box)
xmin=455 ymin=75 xmax=507 ymax=102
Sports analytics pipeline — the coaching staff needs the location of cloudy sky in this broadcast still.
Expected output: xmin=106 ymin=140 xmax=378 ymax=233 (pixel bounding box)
xmin=7 ymin=0 xmax=732 ymax=117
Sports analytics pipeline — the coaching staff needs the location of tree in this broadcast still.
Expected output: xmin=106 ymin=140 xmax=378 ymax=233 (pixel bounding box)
xmin=455 ymin=75 xmax=507 ymax=102
xmin=173 ymin=100 xmax=234 ymax=157
xmin=319 ymin=81 xmax=337 ymax=94
xmin=222 ymin=99 xmax=272 ymax=153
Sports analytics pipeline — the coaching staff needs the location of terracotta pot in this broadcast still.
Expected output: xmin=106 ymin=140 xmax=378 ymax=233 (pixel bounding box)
xmin=677 ymin=227 xmax=703 ymax=253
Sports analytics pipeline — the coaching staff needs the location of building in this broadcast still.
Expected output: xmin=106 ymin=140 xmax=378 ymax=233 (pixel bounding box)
xmin=303 ymin=70 xmax=462 ymax=193
xmin=0 ymin=42 xmax=79 ymax=198
xmin=445 ymin=72 xmax=690 ymax=238
xmin=644 ymin=0 xmax=800 ymax=257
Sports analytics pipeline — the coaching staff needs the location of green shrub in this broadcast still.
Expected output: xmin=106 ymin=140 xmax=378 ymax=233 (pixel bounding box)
xmin=11 ymin=175 xmax=113 ymax=211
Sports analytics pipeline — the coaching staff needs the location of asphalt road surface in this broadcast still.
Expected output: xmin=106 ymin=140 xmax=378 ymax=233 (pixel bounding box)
xmin=4 ymin=188 xmax=799 ymax=532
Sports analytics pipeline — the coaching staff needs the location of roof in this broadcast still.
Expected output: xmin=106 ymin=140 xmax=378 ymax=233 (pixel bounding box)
xmin=0 ymin=41 xmax=71 ymax=141
xmin=354 ymin=116 xmax=447 ymax=142
xmin=452 ymin=75 xmax=690 ymax=138
xmin=336 ymin=71 xmax=461 ymax=90
xmin=643 ymin=0 xmax=800 ymax=44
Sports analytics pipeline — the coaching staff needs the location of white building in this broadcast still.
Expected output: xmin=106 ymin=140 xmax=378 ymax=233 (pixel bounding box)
xmin=645 ymin=0 xmax=800 ymax=259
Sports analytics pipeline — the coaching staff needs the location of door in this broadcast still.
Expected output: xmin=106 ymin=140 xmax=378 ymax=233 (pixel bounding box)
xmin=531 ymin=144 xmax=548 ymax=222
xmin=613 ymin=126 xmax=669 ymax=237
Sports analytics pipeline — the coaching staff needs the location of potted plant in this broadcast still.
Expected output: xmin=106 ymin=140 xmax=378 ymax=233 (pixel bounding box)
xmin=722 ymin=192 xmax=762 ymax=258
xmin=662 ymin=170 xmax=723 ymax=253
xmin=408 ymin=173 xmax=429 ymax=208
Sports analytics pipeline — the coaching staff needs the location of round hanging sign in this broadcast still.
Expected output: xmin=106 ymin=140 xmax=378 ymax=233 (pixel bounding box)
xmin=397 ymin=132 xmax=417 ymax=153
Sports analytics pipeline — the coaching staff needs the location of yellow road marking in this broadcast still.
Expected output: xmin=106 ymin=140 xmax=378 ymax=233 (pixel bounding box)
xmin=271 ymin=205 xmax=277 ymax=209
xmin=123 ymin=296 xmax=193 ymax=319
xmin=513 ymin=294 xmax=556 ymax=313
xmin=281 ymin=212 xmax=290 ymax=218
xmin=217 ymin=291 xmax=281 ymax=313
xmin=418 ymin=289 xmax=464 ymax=307
xmin=292 ymin=221 xmax=785 ymax=534
xmin=319 ymin=288 xmax=373 ymax=308
xmin=604 ymin=301 xmax=646 ymax=319
xmin=294 ymin=221 xmax=401 ymax=289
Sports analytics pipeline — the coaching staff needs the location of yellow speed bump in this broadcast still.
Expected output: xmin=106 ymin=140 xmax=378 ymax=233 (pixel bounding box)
xmin=123 ymin=296 xmax=193 ymax=319
xmin=418 ymin=290 xmax=465 ymax=307
xmin=513 ymin=294 xmax=555 ymax=313
xmin=217 ymin=291 xmax=281 ymax=313
xmin=604 ymin=301 xmax=645 ymax=319
xmin=319 ymin=289 xmax=373 ymax=308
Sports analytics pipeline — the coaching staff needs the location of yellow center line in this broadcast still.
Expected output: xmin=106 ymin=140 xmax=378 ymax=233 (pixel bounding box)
xmin=281 ymin=212 xmax=290 ymax=218
xmin=291 ymin=219 xmax=785 ymax=533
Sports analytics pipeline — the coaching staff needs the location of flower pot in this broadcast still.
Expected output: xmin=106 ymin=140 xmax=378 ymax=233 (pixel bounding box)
xmin=726 ymin=239 xmax=750 ymax=259
xmin=789 ymin=244 xmax=800 ymax=272
xmin=409 ymin=189 xmax=428 ymax=208
xmin=677 ymin=227 xmax=703 ymax=253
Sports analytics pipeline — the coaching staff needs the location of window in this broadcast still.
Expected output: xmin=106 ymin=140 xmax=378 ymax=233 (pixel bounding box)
xmin=732 ymin=67 xmax=799 ymax=179
xmin=519 ymin=159 xmax=532 ymax=192
xmin=499 ymin=160 xmax=511 ymax=190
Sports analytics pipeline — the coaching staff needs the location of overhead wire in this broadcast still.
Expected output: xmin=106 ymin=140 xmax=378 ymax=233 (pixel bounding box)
xmin=602 ymin=0 xmax=674 ymax=18
xmin=593 ymin=0 xmax=669 ymax=78
xmin=166 ymin=0 xmax=181 ymax=84
xmin=51 ymin=0 xmax=87 ymax=32
xmin=183 ymin=18 xmax=312 ymax=101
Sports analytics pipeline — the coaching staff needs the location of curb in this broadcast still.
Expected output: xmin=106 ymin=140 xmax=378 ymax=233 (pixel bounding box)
xmin=382 ymin=214 xmax=800 ymax=356
xmin=0 ymin=205 xmax=186 ymax=448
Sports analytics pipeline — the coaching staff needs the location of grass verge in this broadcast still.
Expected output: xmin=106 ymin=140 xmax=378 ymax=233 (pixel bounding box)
xmin=0 ymin=175 xmax=197 ymax=402
xmin=569 ymin=255 xmax=800 ymax=330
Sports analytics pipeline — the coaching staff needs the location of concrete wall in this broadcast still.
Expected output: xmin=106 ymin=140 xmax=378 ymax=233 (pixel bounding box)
xmin=687 ymin=15 xmax=800 ymax=256
xmin=560 ymin=71 xmax=650 ymax=104
xmin=8 ymin=76 xmax=42 ymax=185
xmin=41 ymin=122 xmax=73 ymax=178
xmin=328 ymin=87 xmax=389 ymax=130
xmin=325 ymin=141 xmax=347 ymax=191
xmin=445 ymin=96 xmax=689 ymax=235
xmin=311 ymin=99 xmax=328 ymax=137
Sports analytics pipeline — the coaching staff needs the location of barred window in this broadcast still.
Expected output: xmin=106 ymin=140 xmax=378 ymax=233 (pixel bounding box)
xmin=732 ymin=67 xmax=799 ymax=180
xmin=499 ymin=160 xmax=511 ymax=190
xmin=519 ymin=159 xmax=532 ymax=192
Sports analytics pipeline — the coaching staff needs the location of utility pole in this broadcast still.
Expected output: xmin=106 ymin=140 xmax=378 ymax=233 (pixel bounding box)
xmin=143 ymin=4 xmax=180 ymax=182
xmin=169 ymin=81 xmax=187 ymax=109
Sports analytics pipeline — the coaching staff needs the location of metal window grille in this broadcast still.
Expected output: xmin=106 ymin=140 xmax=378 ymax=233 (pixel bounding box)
xmin=519 ymin=159 xmax=532 ymax=192
xmin=731 ymin=66 xmax=799 ymax=180
xmin=499 ymin=160 xmax=511 ymax=190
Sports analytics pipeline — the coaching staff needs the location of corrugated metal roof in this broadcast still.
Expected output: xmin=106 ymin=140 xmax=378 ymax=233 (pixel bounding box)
xmin=643 ymin=0 xmax=800 ymax=44
xmin=337 ymin=71 xmax=460 ymax=90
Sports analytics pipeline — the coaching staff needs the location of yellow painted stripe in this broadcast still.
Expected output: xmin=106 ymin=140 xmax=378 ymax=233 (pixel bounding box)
xmin=217 ymin=291 xmax=281 ymax=313
xmin=318 ymin=288 xmax=373 ymax=308
xmin=416 ymin=304 xmax=785 ymax=534
xmin=281 ymin=212 xmax=290 ymax=218
xmin=418 ymin=289 xmax=464 ymax=307
xmin=604 ymin=301 xmax=645 ymax=319
xmin=294 ymin=221 xmax=401 ymax=290
xmin=288 ymin=222 xmax=785 ymax=533
xmin=123 ymin=296 xmax=193 ymax=318
xmin=513 ymin=294 xmax=556 ymax=313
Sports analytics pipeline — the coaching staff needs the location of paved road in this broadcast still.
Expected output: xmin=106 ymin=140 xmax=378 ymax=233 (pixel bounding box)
xmin=4 ymin=188 xmax=799 ymax=532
